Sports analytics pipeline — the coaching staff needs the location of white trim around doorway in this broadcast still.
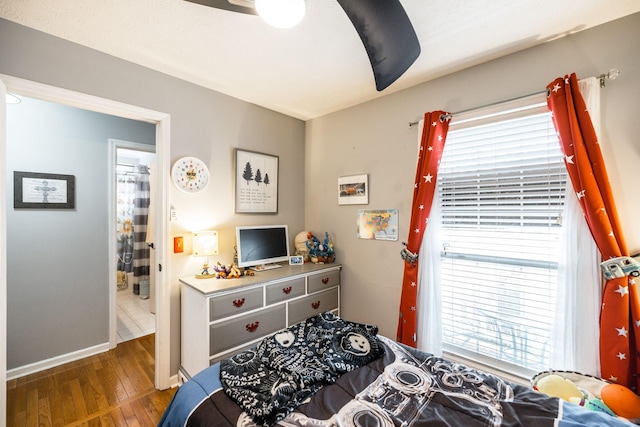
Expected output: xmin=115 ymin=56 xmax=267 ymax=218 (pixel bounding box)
xmin=0 ymin=74 xmax=173 ymax=390
xmin=109 ymin=139 xmax=156 ymax=349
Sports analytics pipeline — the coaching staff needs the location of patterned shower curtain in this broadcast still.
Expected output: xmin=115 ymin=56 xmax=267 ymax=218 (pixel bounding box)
xmin=116 ymin=171 xmax=135 ymax=274
xmin=132 ymin=165 xmax=151 ymax=295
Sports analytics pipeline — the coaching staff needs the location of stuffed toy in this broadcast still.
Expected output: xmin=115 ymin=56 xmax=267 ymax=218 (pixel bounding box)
xmin=600 ymin=383 xmax=640 ymax=420
xmin=536 ymin=373 xmax=640 ymax=421
xmin=535 ymin=374 xmax=583 ymax=401
xmin=567 ymin=396 xmax=616 ymax=417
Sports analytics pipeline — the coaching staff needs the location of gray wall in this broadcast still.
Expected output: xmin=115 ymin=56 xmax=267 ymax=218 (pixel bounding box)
xmin=2 ymin=12 xmax=639 ymax=375
xmin=5 ymin=97 xmax=155 ymax=368
xmin=0 ymin=18 xmax=306 ymax=375
xmin=305 ymin=13 xmax=640 ymax=338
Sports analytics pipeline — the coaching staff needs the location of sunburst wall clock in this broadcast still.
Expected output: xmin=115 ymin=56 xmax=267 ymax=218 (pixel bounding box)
xmin=171 ymin=157 xmax=209 ymax=193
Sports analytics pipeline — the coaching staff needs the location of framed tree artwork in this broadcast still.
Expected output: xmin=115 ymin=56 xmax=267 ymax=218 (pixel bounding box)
xmin=235 ymin=149 xmax=279 ymax=214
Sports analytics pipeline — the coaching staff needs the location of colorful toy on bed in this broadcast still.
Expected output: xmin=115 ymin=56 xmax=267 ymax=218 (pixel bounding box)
xmin=532 ymin=370 xmax=640 ymax=423
xmin=535 ymin=374 xmax=584 ymax=401
xmin=600 ymin=383 xmax=640 ymax=421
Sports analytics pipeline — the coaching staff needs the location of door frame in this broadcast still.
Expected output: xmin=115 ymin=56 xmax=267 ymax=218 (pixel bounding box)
xmin=1 ymin=77 xmax=8 ymax=425
xmin=0 ymin=74 xmax=172 ymax=390
xmin=110 ymin=140 xmax=156 ymax=348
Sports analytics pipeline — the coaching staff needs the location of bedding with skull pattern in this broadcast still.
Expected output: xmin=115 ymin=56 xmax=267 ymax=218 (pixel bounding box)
xmin=219 ymin=312 xmax=385 ymax=426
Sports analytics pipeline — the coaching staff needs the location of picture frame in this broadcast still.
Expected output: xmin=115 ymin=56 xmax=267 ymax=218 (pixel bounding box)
xmin=289 ymin=255 xmax=304 ymax=265
xmin=14 ymin=171 xmax=75 ymax=209
xmin=235 ymin=149 xmax=279 ymax=214
xmin=338 ymin=174 xmax=368 ymax=205
xmin=356 ymin=209 xmax=399 ymax=241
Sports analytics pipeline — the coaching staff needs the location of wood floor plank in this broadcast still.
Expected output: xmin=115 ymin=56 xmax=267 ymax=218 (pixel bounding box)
xmin=70 ymin=377 xmax=91 ymax=420
xmin=104 ymin=407 xmax=129 ymax=427
xmin=59 ymin=376 xmax=79 ymax=424
xmin=12 ymin=376 xmax=28 ymax=427
xmin=129 ymin=398 xmax=155 ymax=426
xmin=6 ymin=335 xmax=175 ymax=427
xmin=117 ymin=350 xmax=154 ymax=395
xmin=13 ymin=411 xmax=27 ymax=427
xmin=76 ymin=361 xmax=100 ymax=417
xmin=6 ymin=378 xmax=19 ymax=425
xmin=83 ymin=362 xmax=111 ymax=413
xmin=25 ymin=377 xmax=39 ymax=426
xmin=38 ymin=392 xmax=53 ymax=427
xmin=48 ymin=388 xmax=66 ymax=427
xmin=95 ymin=361 xmax=127 ymax=407
xmin=149 ymin=388 xmax=176 ymax=416
xmin=118 ymin=402 xmax=141 ymax=427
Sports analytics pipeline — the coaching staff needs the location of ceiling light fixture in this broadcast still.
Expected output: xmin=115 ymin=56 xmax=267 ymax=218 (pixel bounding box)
xmin=255 ymin=0 xmax=306 ymax=29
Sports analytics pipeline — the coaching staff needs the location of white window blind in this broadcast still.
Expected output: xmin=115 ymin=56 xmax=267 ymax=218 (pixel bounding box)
xmin=438 ymin=96 xmax=566 ymax=377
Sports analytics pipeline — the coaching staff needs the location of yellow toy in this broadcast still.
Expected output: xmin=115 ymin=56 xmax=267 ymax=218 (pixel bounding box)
xmin=535 ymin=374 xmax=583 ymax=401
xmin=534 ymin=371 xmax=640 ymax=421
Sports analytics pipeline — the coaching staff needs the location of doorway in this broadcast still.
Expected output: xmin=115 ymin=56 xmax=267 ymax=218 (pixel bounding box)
xmin=1 ymin=74 xmax=172 ymax=390
xmin=113 ymin=143 xmax=157 ymax=344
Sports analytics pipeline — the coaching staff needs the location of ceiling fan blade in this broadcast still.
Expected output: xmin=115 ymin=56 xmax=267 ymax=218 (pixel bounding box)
xmin=337 ymin=0 xmax=420 ymax=91
xmin=184 ymin=0 xmax=257 ymax=15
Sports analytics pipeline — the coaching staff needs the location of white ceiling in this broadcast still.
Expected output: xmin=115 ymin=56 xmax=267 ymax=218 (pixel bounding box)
xmin=2 ymin=1 xmax=639 ymax=120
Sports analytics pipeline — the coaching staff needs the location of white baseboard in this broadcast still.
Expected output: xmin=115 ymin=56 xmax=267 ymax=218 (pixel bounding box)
xmin=169 ymin=373 xmax=181 ymax=389
xmin=6 ymin=342 xmax=110 ymax=380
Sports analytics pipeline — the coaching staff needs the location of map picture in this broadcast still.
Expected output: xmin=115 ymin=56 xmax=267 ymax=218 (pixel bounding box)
xmin=357 ymin=209 xmax=398 ymax=241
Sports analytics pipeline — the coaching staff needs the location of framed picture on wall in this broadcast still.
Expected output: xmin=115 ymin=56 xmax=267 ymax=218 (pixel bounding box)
xmin=338 ymin=174 xmax=368 ymax=205
xmin=235 ymin=149 xmax=279 ymax=214
xmin=13 ymin=171 xmax=75 ymax=209
xmin=356 ymin=209 xmax=399 ymax=240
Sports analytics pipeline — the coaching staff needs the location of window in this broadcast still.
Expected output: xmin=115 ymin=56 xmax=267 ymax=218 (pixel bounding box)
xmin=438 ymin=96 xmax=566 ymax=378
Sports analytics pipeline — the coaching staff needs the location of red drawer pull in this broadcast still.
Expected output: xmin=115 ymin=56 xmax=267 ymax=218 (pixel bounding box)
xmin=233 ymin=298 xmax=245 ymax=307
xmin=282 ymin=286 xmax=292 ymax=294
xmin=311 ymin=301 xmax=321 ymax=310
xmin=321 ymin=277 xmax=329 ymax=285
xmin=246 ymin=321 xmax=260 ymax=332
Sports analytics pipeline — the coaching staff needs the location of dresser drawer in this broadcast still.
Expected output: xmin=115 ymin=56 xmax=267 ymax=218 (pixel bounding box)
xmin=288 ymin=287 xmax=339 ymax=325
xmin=307 ymin=269 xmax=340 ymax=294
xmin=265 ymin=277 xmax=305 ymax=305
xmin=209 ymin=286 xmax=263 ymax=322
xmin=210 ymin=305 xmax=286 ymax=355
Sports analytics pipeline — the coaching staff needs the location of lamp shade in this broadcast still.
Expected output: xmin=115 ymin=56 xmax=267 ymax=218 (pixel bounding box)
xmin=192 ymin=231 xmax=219 ymax=256
xmin=255 ymin=0 xmax=306 ymax=28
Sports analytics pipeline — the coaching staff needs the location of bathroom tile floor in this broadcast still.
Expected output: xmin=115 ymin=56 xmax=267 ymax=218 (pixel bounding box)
xmin=117 ymin=288 xmax=155 ymax=343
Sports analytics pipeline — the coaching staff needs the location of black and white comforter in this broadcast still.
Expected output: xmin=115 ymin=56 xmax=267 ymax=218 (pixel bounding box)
xmin=220 ymin=312 xmax=385 ymax=425
xmin=159 ymin=312 xmax=635 ymax=427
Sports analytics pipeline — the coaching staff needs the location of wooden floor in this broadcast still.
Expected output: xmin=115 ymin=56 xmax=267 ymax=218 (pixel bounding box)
xmin=6 ymin=334 xmax=176 ymax=426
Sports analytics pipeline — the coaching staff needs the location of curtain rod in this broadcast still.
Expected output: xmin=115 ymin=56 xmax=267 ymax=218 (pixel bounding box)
xmin=408 ymin=69 xmax=620 ymax=128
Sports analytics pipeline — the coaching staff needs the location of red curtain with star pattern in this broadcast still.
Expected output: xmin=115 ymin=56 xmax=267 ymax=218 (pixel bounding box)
xmin=547 ymin=73 xmax=640 ymax=391
xmin=397 ymin=111 xmax=450 ymax=346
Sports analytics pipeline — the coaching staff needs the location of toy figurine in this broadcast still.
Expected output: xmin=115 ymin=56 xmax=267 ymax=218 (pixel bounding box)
xmin=195 ymin=261 xmax=216 ymax=279
xmin=305 ymin=231 xmax=335 ymax=264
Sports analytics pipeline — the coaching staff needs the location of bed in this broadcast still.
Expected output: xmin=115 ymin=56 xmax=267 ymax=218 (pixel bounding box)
xmin=159 ymin=312 xmax=635 ymax=426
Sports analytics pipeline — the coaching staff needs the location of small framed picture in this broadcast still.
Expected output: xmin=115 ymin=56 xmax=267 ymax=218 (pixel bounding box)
xmin=14 ymin=171 xmax=75 ymax=209
xmin=338 ymin=174 xmax=368 ymax=205
xmin=289 ymin=255 xmax=304 ymax=265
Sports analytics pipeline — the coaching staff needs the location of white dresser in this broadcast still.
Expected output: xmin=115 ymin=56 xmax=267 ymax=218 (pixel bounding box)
xmin=180 ymin=263 xmax=341 ymax=379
